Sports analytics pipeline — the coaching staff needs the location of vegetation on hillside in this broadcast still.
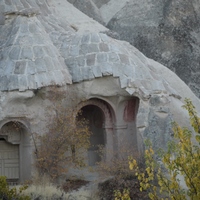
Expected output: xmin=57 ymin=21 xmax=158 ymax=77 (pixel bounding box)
xmin=124 ymin=98 xmax=200 ymax=200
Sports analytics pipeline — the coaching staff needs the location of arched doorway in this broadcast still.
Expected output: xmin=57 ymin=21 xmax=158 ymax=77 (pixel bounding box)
xmin=0 ymin=121 xmax=31 ymax=182
xmin=79 ymin=105 xmax=105 ymax=166
xmin=76 ymin=98 xmax=115 ymax=167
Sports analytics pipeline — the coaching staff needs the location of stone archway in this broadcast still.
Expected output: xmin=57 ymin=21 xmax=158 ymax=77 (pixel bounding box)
xmin=79 ymin=105 xmax=105 ymax=166
xmin=0 ymin=121 xmax=31 ymax=183
xmin=76 ymin=99 xmax=115 ymax=166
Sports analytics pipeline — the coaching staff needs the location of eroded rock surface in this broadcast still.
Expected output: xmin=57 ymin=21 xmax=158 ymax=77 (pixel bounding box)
xmin=0 ymin=0 xmax=200 ymax=185
xmin=69 ymin=0 xmax=200 ymax=98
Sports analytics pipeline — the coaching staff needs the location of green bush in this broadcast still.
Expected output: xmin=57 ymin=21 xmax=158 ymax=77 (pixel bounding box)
xmin=0 ymin=176 xmax=30 ymax=200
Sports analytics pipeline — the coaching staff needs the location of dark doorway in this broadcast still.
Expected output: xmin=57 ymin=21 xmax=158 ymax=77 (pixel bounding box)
xmin=79 ymin=105 xmax=105 ymax=166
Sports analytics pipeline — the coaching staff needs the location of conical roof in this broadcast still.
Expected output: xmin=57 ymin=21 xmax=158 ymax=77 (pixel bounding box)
xmin=0 ymin=1 xmax=72 ymax=91
xmin=0 ymin=0 xmax=180 ymax=98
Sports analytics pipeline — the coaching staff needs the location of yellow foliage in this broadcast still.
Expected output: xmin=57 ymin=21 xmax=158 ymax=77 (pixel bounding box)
xmin=128 ymin=99 xmax=200 ymax=200
xmin=114 ymin=189 xmax=131 ymax=200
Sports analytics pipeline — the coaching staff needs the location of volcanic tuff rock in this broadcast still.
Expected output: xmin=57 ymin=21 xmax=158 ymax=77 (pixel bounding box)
xmin=1 ymin=0 xmax=200 ymax=192
xmin=69 ymin=0 xmax=200 ymax=98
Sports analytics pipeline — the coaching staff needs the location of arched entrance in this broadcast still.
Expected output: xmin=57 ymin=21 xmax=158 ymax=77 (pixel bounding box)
xmin=80 ymin=105 xmax=105 ymax=166
xmin=76 ymin=99 xmax=115 ymax=166
xmin=0 ymin=121 xmax=31 ymax=182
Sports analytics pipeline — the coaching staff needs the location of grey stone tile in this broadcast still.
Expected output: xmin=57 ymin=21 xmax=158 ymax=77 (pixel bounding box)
xmin=0 ymin=12 xmax=5 ymax=25
xmin=14 ymin=61 xmax=26 ymax=74
xmin=76 ymin=56 xmax=85 ymax=67
xmin=20 ymin=23 xmax=29 ymax=34
xmin=18 ymin=75 xmax=28 ymax=91
xmin=65 ymin=57 xmax=76 ymax=69
xmin=34 ymin=34 xmax=46 ymax=45
xmin=0 ymin=76 xmax=8 ymax=90
xmin=92 ymin=65 xmax=102 ymax=78
xmin=119 ymin=54 xmax=130 ymax=65
xmin=33 ymin=46 xmax=45 ymax=58
xmin=27 ymin=74 xmax=37 ymax=89
xmin=69 ymin=45 xmax=80 ymax=57
xmin=99 ymin=33 xmax=110 ymax=43
xmin=4 ymin=60 xmax=15 ymax=75
xmin=79 ymin=44 xmax=88 ymax=55
xmin=11 ymin=26 xmax=19 ymax=36
xmin=35 ymin=73 xmax=48 ymax=88
xmin=99 ymin=43 xmax=109 ymax=52
xmin=72 ymin=67 xmax=82 ymax=83
xmin=123 ymin=65 xmax=134 ymax=77
xmin=108 ymin=52 xmax=120 ymax=63
xmin=20 ymin=46 xmax=33 ymax=60
xmin=82 ymin=66 xmax=94 ymax=80
xmin=44 ymin=57 xmax=55 ymax=71
xmin=5 ymin=0 xmax=11 ymax=5
xmin=53 ymin=70 xmax=65 ymax=85
xmin=90 ymin=33 xmax=100 ymax=43
xmin=81 ymin=34 xmax=90 ymax=44
xmin=112 ymin=63 xmax=121 ymax=77
xmin=35 ymin=58 xmax=47 ymax=73
xmin=97 ymin=53 xmax=107 ymax=63
xmin=26 ymin=61 xmax=36 ymax=75
xmin=119 ymin=75 xmax=128 ymax=88
xmin=87 ymin=44 xmax=99 ymax=53
xmin=9 ymin=46 xmax=21 ymax=60
xmin=100 ymin=63 xmax=113 ymax=76
xmin=8 ymin=75 xmax=19 ymax=90
xmin=70 ymin=34 xmax=81 ymax=45
xmin=86 ymin=54 xmax=96 ymax=66
xmin=20 ymin=0 xmax=31 ymax=8
xmin=46 ymin=71 xmax=57 ymax=85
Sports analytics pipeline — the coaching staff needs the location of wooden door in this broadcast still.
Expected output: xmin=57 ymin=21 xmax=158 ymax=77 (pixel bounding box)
xmin=0 ymin=140 xmax=19 ymax=179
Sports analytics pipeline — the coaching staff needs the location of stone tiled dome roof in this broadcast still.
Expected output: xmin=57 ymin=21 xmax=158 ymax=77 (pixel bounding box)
xmin=63 ymin=32 xmax=177 ymax=97
xmin=0 ymin=0 xmax=178 ymax=97
xmin=0 ymin=1 xmax=72 ymax=91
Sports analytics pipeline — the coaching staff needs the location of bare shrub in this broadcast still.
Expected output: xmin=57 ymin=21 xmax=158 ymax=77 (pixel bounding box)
xmin=34 ymin=87 xmax=91 ymax=181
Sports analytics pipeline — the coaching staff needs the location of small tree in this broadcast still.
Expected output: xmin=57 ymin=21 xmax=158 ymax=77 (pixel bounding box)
xmin=35 ymin=88 xmax=91 ymax=180
xmin=0 ymin=176 xmax=30 ymax=200
xmin=129 ymin=98 xmax=200 ymax=199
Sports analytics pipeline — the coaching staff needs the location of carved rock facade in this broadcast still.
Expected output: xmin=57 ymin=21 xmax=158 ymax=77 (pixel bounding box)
xmin=0 ymin=0 xmax=200 ymax=183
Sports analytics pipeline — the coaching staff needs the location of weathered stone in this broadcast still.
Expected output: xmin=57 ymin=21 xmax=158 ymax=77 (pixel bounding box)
xmin=9 ymin=47 xmax=21 ymax=60
xmin=79 ymin=44 xmax=89 ymax=55
xmin=108 ymin=52 xmax=120 ymax=63
xmin=100 ymin=62 xmax=112 ymax=76
xmin=119 ymin=54 xmax=130 ymax=65
xmin=1 ymin=0 xmax=200 ymax=188
xmin=72 ymin=0 xmax=200 ymax=97
xmin=0 ymin=12 xmax=5 ymax=25
xmin=99 ymin=43 xmax=109 ymax=52
xmin=20 ymin=46 xmax=33 ymax=60
xmin=87 ymin=44 xmax=99 ymax=53
xmin=14 ymin=61 xmax=26 ymax=74
xmin=86 ymin=54 xmax=96 ymax=66
xmin=90 ymin=33 xmax=100 ymax=43
xmin=97 ymin=52 xmax=107 ymax=63
xmin=33 ymin=46 xmax=45 ymax=58
xmin=76 ymin=56 xmax=86 ymax=67
xmin=81 ymin=34 xmax=90 ymax=44
xmin=69 ymin=45 xmax=80 ymax=57
xmin=92 ymin=65 xmax=102 ymax=77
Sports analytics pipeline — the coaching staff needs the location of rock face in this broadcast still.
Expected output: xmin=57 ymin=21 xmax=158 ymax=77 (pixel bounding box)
xmin=69 ymin=0 xmax=200 ymax=98
xmin=0 ymin=0 xmax=200 ymax=185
